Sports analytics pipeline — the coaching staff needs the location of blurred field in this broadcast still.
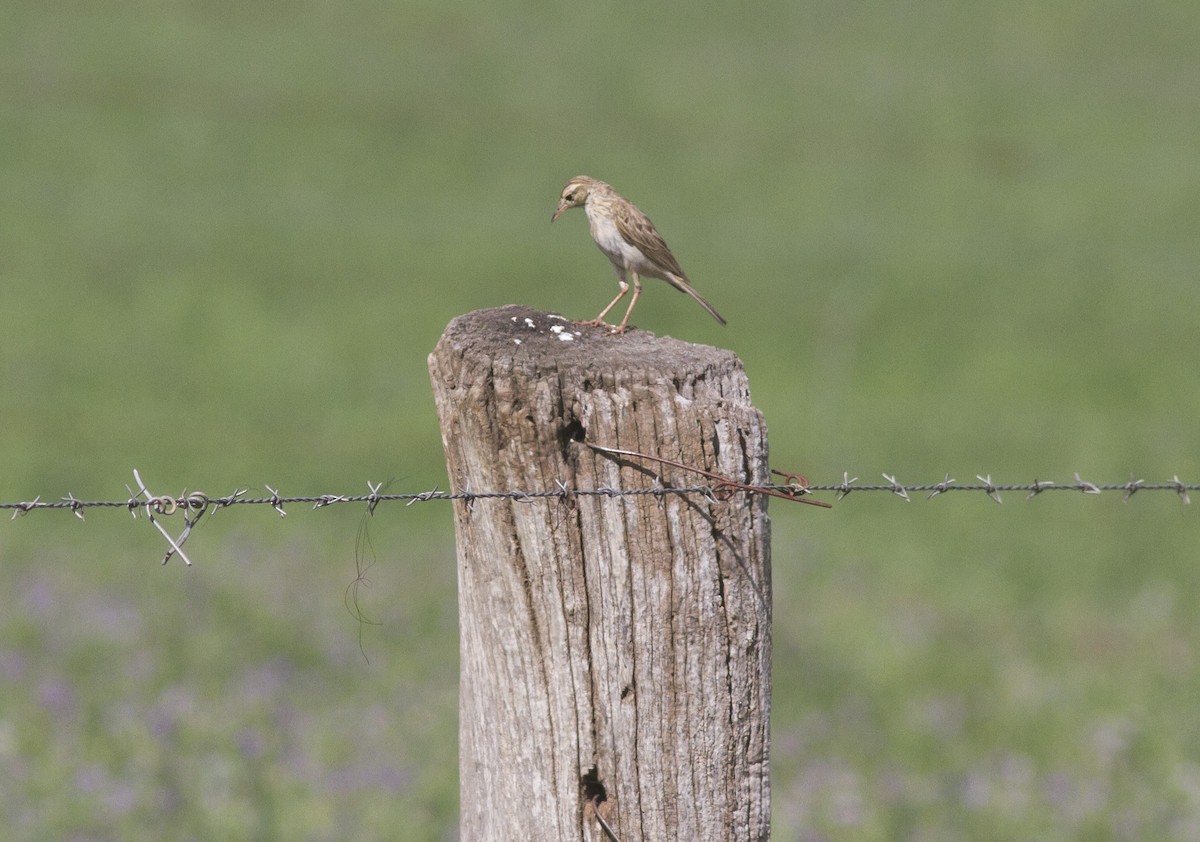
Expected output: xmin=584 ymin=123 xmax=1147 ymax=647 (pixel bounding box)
xmin=2 ymin=1 xmax=1199 ymax=839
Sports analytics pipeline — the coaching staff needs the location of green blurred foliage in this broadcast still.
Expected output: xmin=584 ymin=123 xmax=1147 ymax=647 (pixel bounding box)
xmin=2 ymin=0 xmax=1199 ymax=838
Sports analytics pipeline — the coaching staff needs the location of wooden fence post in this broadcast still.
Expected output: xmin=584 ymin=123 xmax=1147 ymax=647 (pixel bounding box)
xmin=428 ymin=305 xmax=771 ymax=840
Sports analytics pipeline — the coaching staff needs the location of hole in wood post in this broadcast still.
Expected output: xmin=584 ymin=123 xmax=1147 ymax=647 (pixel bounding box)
xmin=582 ymin=766 xmax=620 ymax=840
xmin=580 ymin=766 xmax=607 ymax=805
xmin=559 ymin=415 xmax=587 ymax=462
xmin=561 ymin=416 xmax=586 ymax=444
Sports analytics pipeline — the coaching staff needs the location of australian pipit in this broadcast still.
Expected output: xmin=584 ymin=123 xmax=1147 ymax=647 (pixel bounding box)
xmin=551 ymin=175 xmax=726 ymax=333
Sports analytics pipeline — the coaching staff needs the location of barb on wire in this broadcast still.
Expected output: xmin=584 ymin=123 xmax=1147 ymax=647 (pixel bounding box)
xmin=1123 ymin=476 xmax=1144 ymax=502
xmin=927 ymin=475 xmax=955 ymax=500
xmin=554 ymin=478 xmax=577 ymax=509
xmin=216 ymin=488 xmax=248 ymax=512
xmin=1027 ymin=480 xmax=1055 ymax=501
xmin=836 ymin=473 xmax=858 ymax=500
xmin=882 ymin=473 xmax=910 ymax=502
xmin=365 ymin=480 xmax=384 ymax=516
xmin=978 ymin=474 xmax=1002 ymax=504
xmin=405 ymin=486 xmax=441 ymax=507
xmin=1173 ymin=476 xmax=1191 ymax=505
xmin=10 ymin=495 xmax=41 ymax=520
xmin=63 ymin=493 xmax=86 ymax=521
xmin=265 ymin=484 xmax=287 ymax=517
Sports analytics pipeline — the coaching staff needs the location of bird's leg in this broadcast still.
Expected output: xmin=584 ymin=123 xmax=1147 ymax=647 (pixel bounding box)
xmin=580 ymin=280 xmax=629 ymax=327
xmin=614 ymin=274 xmax=642 ymax=333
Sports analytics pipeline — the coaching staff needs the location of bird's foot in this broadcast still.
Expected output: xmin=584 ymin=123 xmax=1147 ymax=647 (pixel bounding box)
xmin=575 ymin=318 xmax=626 ymax=334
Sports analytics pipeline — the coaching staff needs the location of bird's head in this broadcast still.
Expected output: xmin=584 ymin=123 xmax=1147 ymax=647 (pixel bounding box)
xmin=552 ymin=176 xmax=600 ymax=222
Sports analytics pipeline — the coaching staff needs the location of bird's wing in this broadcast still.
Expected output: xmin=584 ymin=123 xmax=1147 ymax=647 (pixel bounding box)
xmin=613 ymin=201 xmax=688 ymax=280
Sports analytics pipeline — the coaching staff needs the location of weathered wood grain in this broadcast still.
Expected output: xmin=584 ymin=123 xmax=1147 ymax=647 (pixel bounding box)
xmin=429 ymin=305 xmax=771 ymax=840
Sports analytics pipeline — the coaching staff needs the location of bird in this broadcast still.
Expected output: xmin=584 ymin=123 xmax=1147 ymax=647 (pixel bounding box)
xmin=551 ymin=175 xmax=726 ymax=333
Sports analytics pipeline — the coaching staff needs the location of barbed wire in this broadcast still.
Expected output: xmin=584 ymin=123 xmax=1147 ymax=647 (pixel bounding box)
xmin=2 ymin=465 xmax=1194 ymax=566
xmin=8 ymin=472 xmax=1191 ymax=517
xmin=2 ymin=471 xmax=1194 ymax=520
xmin=815 ymin=472 xmax=1195 ymax=504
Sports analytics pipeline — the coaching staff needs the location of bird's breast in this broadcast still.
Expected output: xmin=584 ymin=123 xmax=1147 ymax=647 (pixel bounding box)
xmin=586 ymin=208 xmax=648 ymax=270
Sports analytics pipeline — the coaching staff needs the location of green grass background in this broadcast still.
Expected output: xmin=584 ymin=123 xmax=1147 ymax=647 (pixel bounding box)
xmin=3 ymin=1 xmax=1199 ymax=839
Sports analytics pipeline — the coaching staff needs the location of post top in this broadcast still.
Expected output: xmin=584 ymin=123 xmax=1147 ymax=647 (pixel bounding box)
xmin=433 ymin=305 xmax=740 ymax=376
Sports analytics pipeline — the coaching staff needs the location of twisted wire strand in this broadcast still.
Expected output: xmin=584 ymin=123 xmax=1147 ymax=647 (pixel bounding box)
xmin=3 ymin=474 xmax=1194 ymax=517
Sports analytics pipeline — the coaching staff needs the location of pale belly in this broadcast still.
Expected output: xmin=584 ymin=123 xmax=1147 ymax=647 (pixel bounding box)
xmin=587 ymin=211 xmax=654 ymax=276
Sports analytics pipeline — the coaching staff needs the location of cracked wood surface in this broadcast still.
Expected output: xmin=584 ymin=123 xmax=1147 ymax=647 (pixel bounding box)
xmin=429 ymin=305 xmax=771 ymax=841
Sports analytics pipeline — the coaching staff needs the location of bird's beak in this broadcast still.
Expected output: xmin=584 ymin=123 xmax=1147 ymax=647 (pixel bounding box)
xmin=551 ymin=201 xmax=569 ymax=223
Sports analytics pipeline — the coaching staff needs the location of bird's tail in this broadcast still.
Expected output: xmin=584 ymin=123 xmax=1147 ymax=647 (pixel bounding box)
xmin=666 ymin=274 xmax=727 ymax=326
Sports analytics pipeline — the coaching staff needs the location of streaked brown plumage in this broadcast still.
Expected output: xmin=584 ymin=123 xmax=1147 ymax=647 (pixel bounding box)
xmin=551 ymin=175 xmax=726 ymax=333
